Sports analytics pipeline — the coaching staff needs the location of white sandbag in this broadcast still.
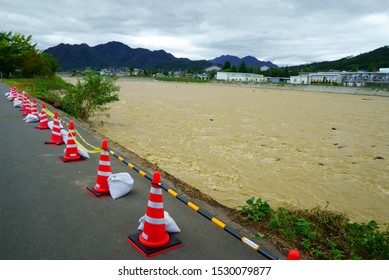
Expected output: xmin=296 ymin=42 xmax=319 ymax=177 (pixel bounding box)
xmin=23 ymin=114 xmax=39 ymax=123
xmin=78 ymin=148 xmax=90 ymax=159
xmin=13 ymin=99 xmax=22 ymax=108
xmin=48 ymin=120 xmax=64 ymax=130
xmin=4 ymin=92 xmax=10 ymax=97
xmin=137 ymin=211 xmax=181 ymax=233
xmin=108 ymin=172 xmax=134 ymax=200
xmin=61 ymin=129 xmax=68 ymax=144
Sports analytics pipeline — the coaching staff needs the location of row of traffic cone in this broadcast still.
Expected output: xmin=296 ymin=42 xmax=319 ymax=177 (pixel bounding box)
xmin=6 ymin=86 xmax=181 ymax=257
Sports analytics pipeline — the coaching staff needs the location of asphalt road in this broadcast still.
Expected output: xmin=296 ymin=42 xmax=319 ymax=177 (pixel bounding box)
xmin=0 ymin=82 xmax=283 ymax=260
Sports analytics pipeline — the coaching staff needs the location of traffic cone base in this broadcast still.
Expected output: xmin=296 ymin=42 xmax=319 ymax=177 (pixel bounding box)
xmin=34 ymin=126 xmax=50 ymax=130
xmin=85 ymin=185 xmax=110 ymax=198
xmin=128 ymin=233 xmax=182 ymax=258
xmin=58 ymin=155 xmax=87 ymax=163
xmin=44 ymin=140 xmax=64 ymax=145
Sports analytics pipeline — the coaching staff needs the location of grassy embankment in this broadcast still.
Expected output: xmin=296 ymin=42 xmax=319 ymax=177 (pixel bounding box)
xmin=3 ymin=76 xmax=68 ymax=107
xmin=3 ymin=76 xmax=388 ymax=260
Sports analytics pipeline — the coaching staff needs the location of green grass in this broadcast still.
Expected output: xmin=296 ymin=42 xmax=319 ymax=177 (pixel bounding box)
xmin=235 ymin=197 xmax=389 ymax=260
xmin=2 ymin=76 xmax=70 ymax=107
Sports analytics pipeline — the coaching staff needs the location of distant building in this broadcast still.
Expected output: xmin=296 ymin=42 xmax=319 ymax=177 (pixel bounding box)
xmin=309 ymin=72 xmax=343 ymax=84
xmin=197 ymin=73 xmax=210 ymax=79
xmin=216 ymin=72 xmax=266 ymax=82
xmin=290 ymin=71 xmax=389 ymax=87
xmin=267 ymin=77 xmax=290 ymax=83
xmin=290 ymin=73 xmax=310 ymax=84
xmin=379 ymin=68 xmax=389 ymax=73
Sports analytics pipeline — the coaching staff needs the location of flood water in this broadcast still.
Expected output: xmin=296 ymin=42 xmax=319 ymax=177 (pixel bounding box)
xmin=66 ymin=78 xmax=389 ymax=225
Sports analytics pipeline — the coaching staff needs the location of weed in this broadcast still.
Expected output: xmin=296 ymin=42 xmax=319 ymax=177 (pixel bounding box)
xmin=238 ymin=197 xmax=272 ymax=222
xmin=236 ymin=197 xmax=389 ymax=259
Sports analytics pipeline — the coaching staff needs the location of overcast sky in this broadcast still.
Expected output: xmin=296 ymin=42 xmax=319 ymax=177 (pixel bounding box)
xmin=1 ymin=0 xmax=388 ymax=66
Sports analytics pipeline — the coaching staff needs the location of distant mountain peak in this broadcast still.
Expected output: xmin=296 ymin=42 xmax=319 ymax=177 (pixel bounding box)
xmin=209 ymin=55 xmax=278 ymax=68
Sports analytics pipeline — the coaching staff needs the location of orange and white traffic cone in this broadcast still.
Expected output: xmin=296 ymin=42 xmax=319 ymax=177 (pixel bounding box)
xmin=59 ymin=121 xmax=86 ymax=162
xmin=10 ymin=87 xmax=16 ymax=101
xmin=86 ymin=139 xmax=111 ymax=198
xmin=23 ymin=94 xmax=31 ymax=116
xmin=44 ymin=112 xmax=64 ymax=145
xmin=20 ymin=91 xmax=26 ymax=112
xmin=128 ymin=171 xmax=182 ymax=257
xmin=35 ymin=103 xmax=49 ymax=130
xmin=31 ymin=98 xmax=39 ymax=118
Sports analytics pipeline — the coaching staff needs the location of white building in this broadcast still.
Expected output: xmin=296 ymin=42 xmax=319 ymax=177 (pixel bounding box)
xmin=290 ymin=72 xmax=342 ymax=84
xmin=290 ymin=73 xmax=310 ymax=84
xmin=290 ymin=71 xmax=389 ymax=87
xmin=216 ymin=72 xmax=266 ymax=82
xmin=309 ymin=73 xmax=343 ymax=84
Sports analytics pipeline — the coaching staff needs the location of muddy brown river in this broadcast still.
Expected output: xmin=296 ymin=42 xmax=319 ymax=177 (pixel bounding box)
xmin=65 ymin=77 xmax=389 ymax=225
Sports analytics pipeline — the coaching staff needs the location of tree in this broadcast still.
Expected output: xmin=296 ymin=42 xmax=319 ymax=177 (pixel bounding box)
xmin=0 ymin=31 xmax=59 ymax=77
xmin=0 ymin=31 xmax=36 ymax=76
xmin=61 ymin=70 xmax=120 ymax=121
xmin=222 ymin=61 xmax=231 ymax=70
xmin=238 ymin=61 xmax=247 ymax=73
xmin=20 ymin=51 xmax=59 ymax=77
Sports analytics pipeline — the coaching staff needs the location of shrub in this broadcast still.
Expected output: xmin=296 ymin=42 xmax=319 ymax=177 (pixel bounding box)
xmin=61 ymin=70 xmax=120 ymax=121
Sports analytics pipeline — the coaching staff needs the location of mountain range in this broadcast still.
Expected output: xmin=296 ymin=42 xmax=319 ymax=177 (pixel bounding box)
xmin=43 ymin=41 xmax=278 ymax=71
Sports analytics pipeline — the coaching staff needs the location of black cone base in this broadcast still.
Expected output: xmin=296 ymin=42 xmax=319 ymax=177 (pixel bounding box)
xmin=128 ymin=232 xmax=182 ymax=258
xmin=58 ymin=155 xmax=87 ymax=163
xmin=85 ymin=185 xmax=110 ymax=198
xmin=44 ymin=141 xmax=64 ymax=145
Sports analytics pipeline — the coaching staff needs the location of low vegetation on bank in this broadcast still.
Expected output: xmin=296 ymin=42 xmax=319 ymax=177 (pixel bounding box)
xmin=2 ymin=76 xmax=388 ymax=260
xmin=233 ymin=197 xmax=388 ymax=260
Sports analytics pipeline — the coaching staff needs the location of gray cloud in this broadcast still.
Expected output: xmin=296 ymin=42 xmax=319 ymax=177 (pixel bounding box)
xmin=1 ymin=0 xmax=388 ymax=65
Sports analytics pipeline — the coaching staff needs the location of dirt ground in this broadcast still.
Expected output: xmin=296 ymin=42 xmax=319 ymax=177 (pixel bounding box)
xmin=64 ymin=77 xmax=389 ymax=226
